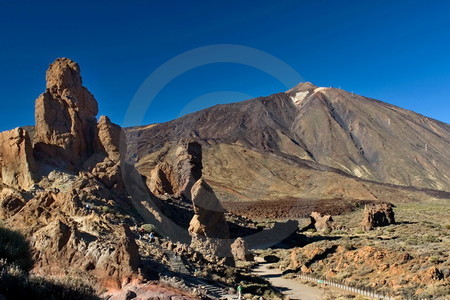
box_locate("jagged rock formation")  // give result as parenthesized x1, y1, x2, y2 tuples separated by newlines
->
(2, 179, 141, 289)
(34, 58, 98, 170)
(0, 128, 36, 190)
(0, 188, 28, 219)
(362, 203, 395, 230)
(306, 211, 334, 233)
(0, 58, 142, 290)
(140, 140, 202, 200)
(231, 237, 254, 261)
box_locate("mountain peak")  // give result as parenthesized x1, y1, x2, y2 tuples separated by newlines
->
(286, 82, 318, 93)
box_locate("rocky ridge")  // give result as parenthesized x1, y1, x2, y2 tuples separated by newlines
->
(0, 58, 144, 290)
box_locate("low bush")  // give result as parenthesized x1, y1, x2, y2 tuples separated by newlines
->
(0, 265, 99, 300)
(100, 206, 114, 214)
(0, 224, 99, 300)
(428, 256, 441, 264)
(140, 224, 156, 233)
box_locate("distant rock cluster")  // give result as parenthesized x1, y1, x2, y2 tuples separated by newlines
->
(306, 211, 335, 233)
(361, 202, 396, 231)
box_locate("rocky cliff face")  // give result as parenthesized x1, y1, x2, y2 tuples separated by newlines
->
(7, 188, 140, 289)
(0, 58, 143, 291)
(0, 128, 36, 190)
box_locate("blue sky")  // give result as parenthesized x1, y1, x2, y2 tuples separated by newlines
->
(0, 0, 449, 131)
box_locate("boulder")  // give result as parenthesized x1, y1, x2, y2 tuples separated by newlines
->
(0, 127, 36, 189)
(362, 202, 395, 230)
(95, 115, 123, 163)
(188, 179, 229, 239)
(90, 157, 124, 189)
(307, 212, 334, 233)
(231, 237, 254, 261)
(423, 266, 444, 281)
(8, 189, 141, 290)
(34, 58, 98, 170)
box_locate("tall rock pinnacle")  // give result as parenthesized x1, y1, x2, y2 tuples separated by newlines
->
(34, 58, 99, 169)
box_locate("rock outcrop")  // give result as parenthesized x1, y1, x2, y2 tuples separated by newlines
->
(188, 179, 233, 262)
(188, 179, 229, 239)
(306, 211, 334, 233)
(0, 58, 144, 291)
(231, 237, 254, 261)
(34, 58, 98, 170)
(0, 128, 36, 190)
(6, 188, 140, 290)
(0, 188, 27, 219)
(95, 115, 123, 163)
(147, 141, 202, 200)
(362, 203, 395, 230)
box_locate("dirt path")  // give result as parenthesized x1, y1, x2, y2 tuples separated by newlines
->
(252, 262, 324, 300)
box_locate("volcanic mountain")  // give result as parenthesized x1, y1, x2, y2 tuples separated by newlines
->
(126, 82, 450, 217)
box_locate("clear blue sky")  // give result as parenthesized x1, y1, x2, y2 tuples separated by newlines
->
(0, 0, 449, 131)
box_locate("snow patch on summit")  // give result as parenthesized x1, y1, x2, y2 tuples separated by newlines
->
(290, 91, 309, 105)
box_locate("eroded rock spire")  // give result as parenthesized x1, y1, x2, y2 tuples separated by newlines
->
(34, 58, 98, 169)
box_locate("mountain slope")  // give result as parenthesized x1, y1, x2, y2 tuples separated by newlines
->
(127, 83, 450, 191)
(126, 83, 450, 212)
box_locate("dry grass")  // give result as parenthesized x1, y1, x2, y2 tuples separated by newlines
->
(270, 199, 450, 299)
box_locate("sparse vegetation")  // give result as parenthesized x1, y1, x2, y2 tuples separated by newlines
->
(140, 223, 156, 233)
(270, 200, 450, 298)
(100, 205, 114, 214)
(0, 226, 33, 271)
(0, 224, 99, 300)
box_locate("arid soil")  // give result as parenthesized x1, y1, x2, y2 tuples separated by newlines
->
(268, 200, 450, 299)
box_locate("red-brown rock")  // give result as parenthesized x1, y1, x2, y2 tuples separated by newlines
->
(95, 115, 123, 163)
(307, 211, 334, 232)
(148, 141, 202, 200)
(362, 202, 395, 230)
(0, 127, 36, 190)
(188, 179, 229, 239)
(34, 58, 98, 169)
